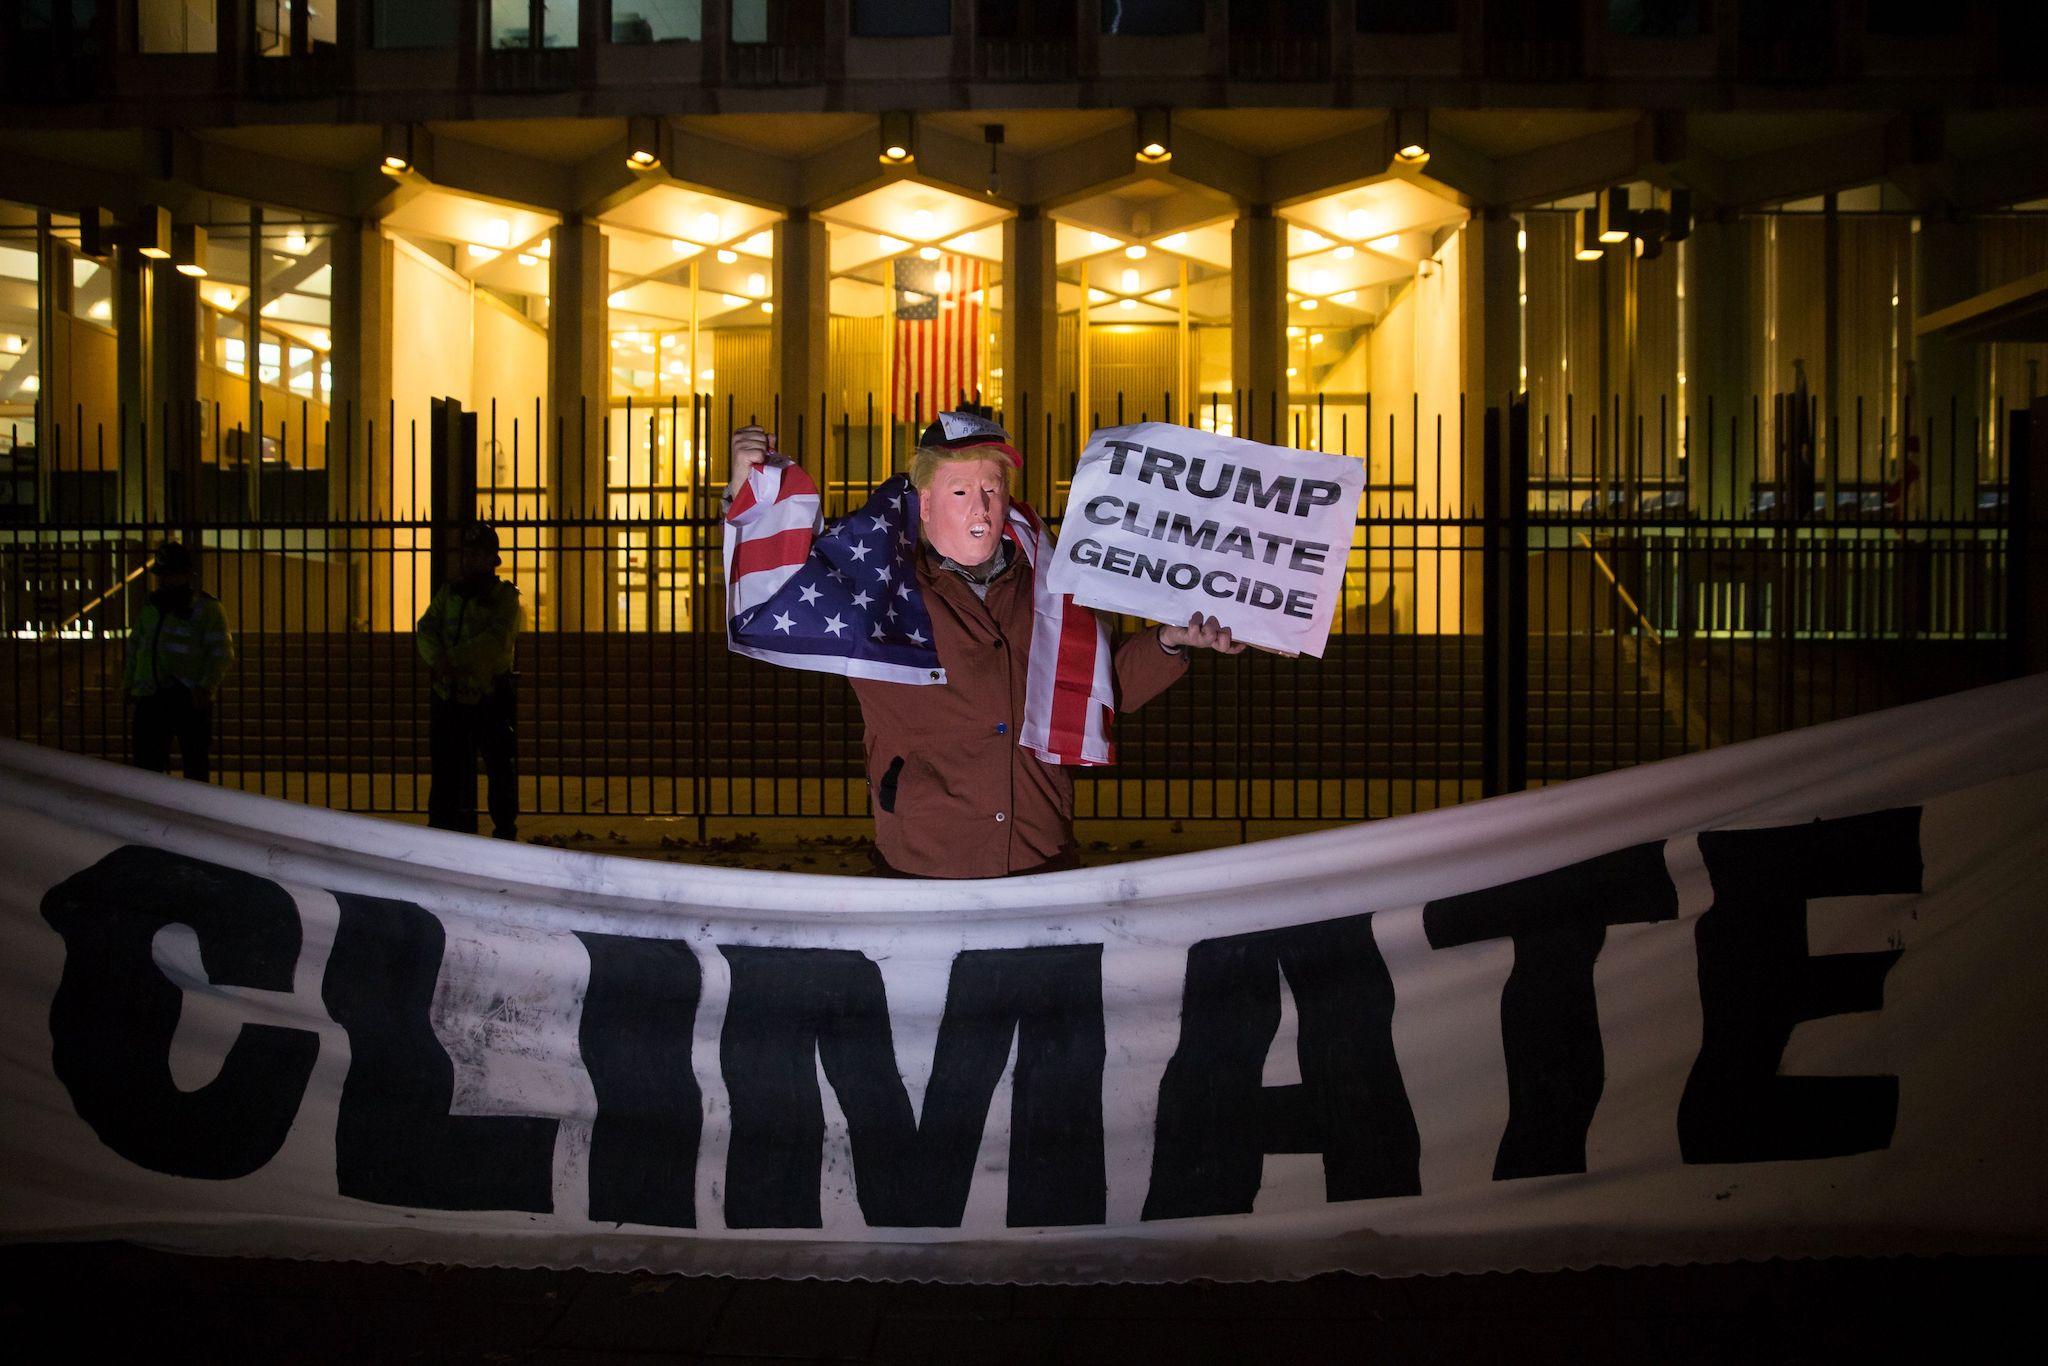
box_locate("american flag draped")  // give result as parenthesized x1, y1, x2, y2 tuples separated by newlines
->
(723, 461, 1117, 765)
(892, 254, 984, 424)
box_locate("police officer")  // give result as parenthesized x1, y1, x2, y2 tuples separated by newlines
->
(418, 521, 523, 839)
(127, 539, 234, 782)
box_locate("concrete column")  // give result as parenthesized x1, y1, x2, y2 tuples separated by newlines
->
(329, 221, 395, 518)
(548, 214, 610, 630)
(1686, 216, 1753, 519)
(1000, 207, 1057, 448)
(1230, 205, 1287, 443)
(771, 209, 829, 456)
(330, 221, 395, 629)
(1463, 213, 1522, 633)
(114, 250, 157, 524)
(1913, 214, 1977, 519)
(151, 266, 201, 529)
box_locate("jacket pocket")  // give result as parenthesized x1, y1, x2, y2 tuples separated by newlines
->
(877, 755, 905, 813)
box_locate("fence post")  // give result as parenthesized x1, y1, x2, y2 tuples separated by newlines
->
(2011, 398, 2048, 677)
(1482, 398, 1530, 797)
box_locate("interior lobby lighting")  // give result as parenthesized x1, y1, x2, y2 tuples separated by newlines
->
(1089, 232, 1114, 252)
(536, 239, 551, 258)
(1119, 298, 1137, 311)
(717, 249, 738, 264)
(517, 253, 537, 267)
(19, 375, 38, 392)
(88, 299, 112, 320)
(1309, 333, 1324, 345)
(1597, 187, 1632, 244)
(697, 212, 721, 240)
(1125, 244, 1147, 260)
(1345, 209, 1378, 239)
(1088, 288, 1109, 303)
(1335, 290, 1357, 304)
(310, 329, 330, 350)
(722, 293, 747, 306)
(1335, 245, 1355, 260)
(699, 368, 715, 381)
(1121, 268, 1140, 292)
(1310, 270, 1331, 291)
(1300, 298, 1318, 311)
(877, 234, 906, 253)
(1576, 208, 1606, 261)
(747, 272, 766, 295)
(738, 231, 773, 256)
(879, 111, 916, 166)
(934, 269, 953, 291)
(173, 223, 208, 277)
(1161, 232, 1188, 251)
(284, 229, 308, 254)
(760, 301, 773, 313)
(1286, 367, 1298, 378)
(1393, 109, 1430, 166)
(468, 244, 498, 260)
(485, 219, 511, 248)
(1135, 108, 1172, 164)
(2, 334, 24, 352)
(1288, 326, 1304, 338)
(918, 246, 940, 261)
(135, 205, 172, 259)
(911, 209, 936, 238)
(609, 291, 629, 307)
(626, 115, 661, 171)
(1146, 289, 1172, 304)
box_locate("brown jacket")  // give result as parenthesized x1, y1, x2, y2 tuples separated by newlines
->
(851, 544, 1188, 878)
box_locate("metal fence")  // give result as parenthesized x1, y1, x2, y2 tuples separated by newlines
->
(1, 388, 2033, 833)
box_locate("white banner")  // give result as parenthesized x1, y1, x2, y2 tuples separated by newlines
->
(1044, 423, 1366, 657)
(2, 677, 2046, 1284)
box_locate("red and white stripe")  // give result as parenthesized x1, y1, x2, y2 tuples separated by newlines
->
(722, 459, 823, 620)
(1008, 505, 1117, 768)
(893, 256, 983, 423)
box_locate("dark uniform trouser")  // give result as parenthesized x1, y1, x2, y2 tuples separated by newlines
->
(428, 677, 518, 839)
(133, 684, 211, 782)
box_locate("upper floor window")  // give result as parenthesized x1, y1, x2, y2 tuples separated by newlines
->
(1608, 2, 1707, 37)
(1356, 0, 1455, 34)
(140, 0, 217, 53)
(371, 0, 459, 48)
(252, 0, 336, 56)
(729, 0, 823, 45)
(491, 0, 577, 50)
(851, 0, 948, 38)
(1101, 0, 1205, 37)
(611, 0, 700, 42)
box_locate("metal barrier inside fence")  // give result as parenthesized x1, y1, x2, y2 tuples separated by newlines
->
(1, 389, 2034, 831)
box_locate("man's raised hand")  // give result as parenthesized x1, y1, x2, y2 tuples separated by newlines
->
(725, 425, 779, 502)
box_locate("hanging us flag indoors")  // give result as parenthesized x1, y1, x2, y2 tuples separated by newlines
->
(893, 254, 983, 425)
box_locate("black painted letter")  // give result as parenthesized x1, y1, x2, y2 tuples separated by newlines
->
(321, 893, 558, 1211)
(1424, 842, 1677, 1179)
(41, 846, 318, 1179)
(719, 943, 1105, 1229)
(577, 932, 703, 1227)
(1678, 809, 1919, 1164)
(1143, 913, 1419, 1220)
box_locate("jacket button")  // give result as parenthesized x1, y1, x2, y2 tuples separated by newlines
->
(994, 811, 1006, 823)
(995, 722, 1007, 734)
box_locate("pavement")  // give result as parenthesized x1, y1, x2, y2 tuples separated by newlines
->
(2, 1242, 2038, 1364)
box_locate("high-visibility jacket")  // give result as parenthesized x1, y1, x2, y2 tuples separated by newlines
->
(416, 577, 522, 704)
(125, 592, 234, 696)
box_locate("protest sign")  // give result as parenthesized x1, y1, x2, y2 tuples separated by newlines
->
(1045, 423, 1366, 657)
(4, 677, 2047, 1282)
